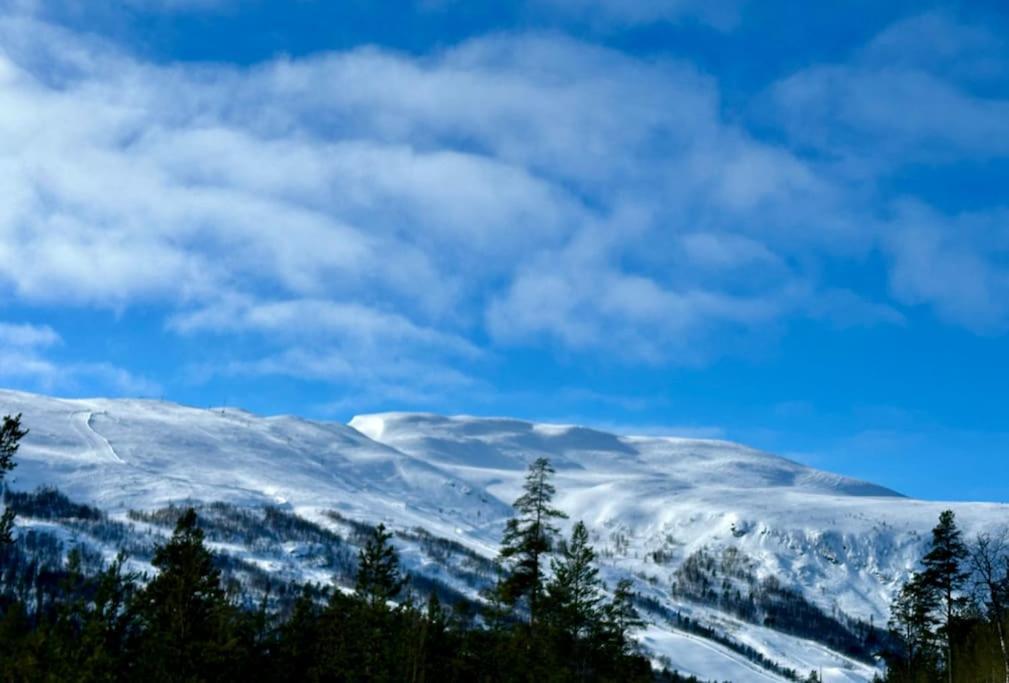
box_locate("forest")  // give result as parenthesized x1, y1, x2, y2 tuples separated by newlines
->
(0, 413, 670, 682)
(878, 509, 1009, 683)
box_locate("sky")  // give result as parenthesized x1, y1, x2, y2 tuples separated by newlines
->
(0, 0, 1008, 502)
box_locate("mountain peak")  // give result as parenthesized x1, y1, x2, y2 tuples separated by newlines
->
(3, 388, 1005, 680)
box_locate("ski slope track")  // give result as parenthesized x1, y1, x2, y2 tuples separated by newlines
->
(2, 389, 1007, 682)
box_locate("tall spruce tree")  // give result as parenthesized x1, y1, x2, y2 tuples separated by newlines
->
(137, 507, 236, 681)
(888, 572, 940, 679)
(921, 509, 969, 683)
(0, 414, 27, 545)
(498, 457, 567, 627)
(84, 551, 141, 679)
(546, 521, 603, 640)
(602, 578, 644, 656)
(355, 523, 405, 609)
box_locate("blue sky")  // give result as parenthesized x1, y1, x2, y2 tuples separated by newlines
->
(1, 0, 1008, 501)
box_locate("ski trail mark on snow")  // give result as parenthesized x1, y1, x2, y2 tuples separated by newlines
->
(70, 411, 124, 465)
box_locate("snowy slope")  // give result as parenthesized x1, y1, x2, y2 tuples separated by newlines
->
(3, 389, 1007, 682)
(349, 411, 1006, 623)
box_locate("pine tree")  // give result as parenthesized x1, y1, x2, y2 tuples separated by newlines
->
(499, 457, 567, 626)
(355, 523, 405, 609)
(85, 551, 142, 679)
(546, 521, 603, 640)
(602, 578, 644, 656)
(137, 507, 237, 681)
(0, 414, 27, 545)
(274, 588, 322, 680)
(48, 548, 141, 681)
(921, 510, 969, 683)
(888, 572, 940, 679)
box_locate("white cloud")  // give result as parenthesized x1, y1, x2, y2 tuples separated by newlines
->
(0, 320, 158, 396)
(170, 297, 484, 359)
(766, 13, 1009, 163)
(485, 223, 800, 363)
(756, 13, 1009, 335)
(0, 322, 59, 349)
(5, 0, 232, 14)
(0, 7, 1000, 395)
(0, 18, 850, 371)
(884, 202, 1009, 332)
(861, 12, 1007, 83)
(678, 232, 783, 271)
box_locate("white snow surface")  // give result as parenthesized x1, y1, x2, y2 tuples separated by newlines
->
(3, 390, 1008, 682)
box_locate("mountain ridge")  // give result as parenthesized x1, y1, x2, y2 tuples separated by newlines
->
(2, 387, 1005, 682)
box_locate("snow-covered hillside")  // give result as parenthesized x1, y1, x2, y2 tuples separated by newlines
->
(2, 389, 1006, 682)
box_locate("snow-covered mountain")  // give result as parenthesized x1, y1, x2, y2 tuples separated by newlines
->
(2, 389, 1006, 682)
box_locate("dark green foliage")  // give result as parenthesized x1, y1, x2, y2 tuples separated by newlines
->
(0, 414, 27, 545)
(0, 473, 658, 682)
(5, 486, 104, 521)
(919, 510, 968, 683)
(133, 507, 250, 681)
(354, 522, 405, 609)
(0, 414, 25, 479)
(0, 419, 658, 681)
(130, 502, 358, 582)
(887, 572, 941, 679)
(499, 457, 568, 625)
(546, 521, 603, 640)
(602, 578, 645, 656)
(493, 483, 650, 683)
(879, 510, 1007, 683)
(43, 549, 142, 682)
(130, 501, 345, 549)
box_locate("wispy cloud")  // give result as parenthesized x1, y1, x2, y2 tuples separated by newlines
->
(884, 201, 1009, 333)
(0, 7, 1004, 402)
(0, 322, 59, 349)
(0, 320, 158, 396)
(766, 12, 1009, 163)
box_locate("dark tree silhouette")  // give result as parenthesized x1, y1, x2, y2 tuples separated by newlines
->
(921, 510, 969, 683)
(498, 457, 567, 627)
(0, 414, 27, 545)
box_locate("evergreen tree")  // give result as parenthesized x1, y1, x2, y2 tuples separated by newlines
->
(0, 477, 662, 682)
(0, 414, 27, 545)
(273, 588, 322, 681)
(45, 548, 142, 681)
(546, 521, 603, 640)
(0, 417, 659, 681)
(354, 522, 405, 609)
(499, 457, 567, 626)
(602, 578, 644, 656)
(136, 507, 241, 682)
(84, 551, 142, 679)
(921, 510, 969, 683)
(887, 572, 940, 680)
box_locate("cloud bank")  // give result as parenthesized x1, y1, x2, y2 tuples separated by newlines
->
(0, 9, 1006, 401)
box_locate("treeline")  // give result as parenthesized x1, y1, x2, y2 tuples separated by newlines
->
(0, 415, 670, 682)
(671, 546, 886, 662)
(880, 509, 1009, 683)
